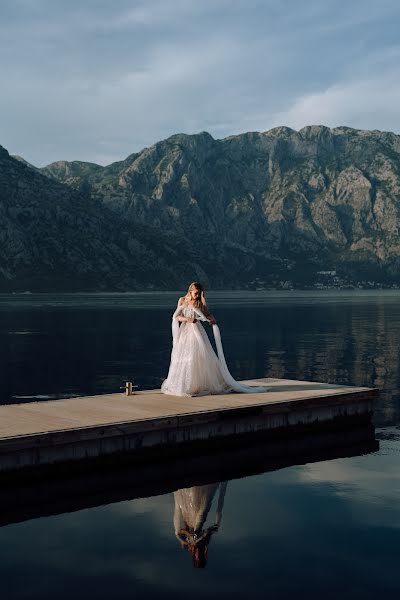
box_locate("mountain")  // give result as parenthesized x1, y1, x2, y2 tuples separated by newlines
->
(0, 145, 201, 292)
(11, 155, 39, 171)
(37, 125, 400, 288)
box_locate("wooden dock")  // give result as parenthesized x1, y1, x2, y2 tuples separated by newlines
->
(0, 378, 378, 473)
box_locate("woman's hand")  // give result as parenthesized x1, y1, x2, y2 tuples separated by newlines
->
(187, 317, 197, 324)
(208, 315, 217, 325)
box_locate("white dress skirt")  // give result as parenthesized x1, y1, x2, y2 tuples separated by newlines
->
(161, 301, 270, 397)
(173, 482, 228, 537)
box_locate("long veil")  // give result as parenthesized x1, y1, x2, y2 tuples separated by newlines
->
(172, 304, 270, 394)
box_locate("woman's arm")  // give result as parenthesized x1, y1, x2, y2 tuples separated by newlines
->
(176, 315, 196, 323)
(201, 304, 217, 325)
(191, 305, 217, 325)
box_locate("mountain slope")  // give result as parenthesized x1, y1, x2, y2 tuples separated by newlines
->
(0, 145, 201, 291)
(40, 125, 400, 286)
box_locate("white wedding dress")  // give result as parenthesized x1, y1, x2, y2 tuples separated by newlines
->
(173, 482, 228, 539)
(161, 300, 270, 397)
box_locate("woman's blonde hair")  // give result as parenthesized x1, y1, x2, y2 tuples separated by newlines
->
(177, 527, 212, 569)
(186, 281, 208, 314)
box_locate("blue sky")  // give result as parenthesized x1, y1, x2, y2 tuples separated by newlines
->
(1, 0, 400, 166)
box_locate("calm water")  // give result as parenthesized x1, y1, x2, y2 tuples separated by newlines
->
(0, 291, 399, 599)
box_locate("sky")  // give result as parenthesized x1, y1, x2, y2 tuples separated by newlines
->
(1, 0, 400, 166)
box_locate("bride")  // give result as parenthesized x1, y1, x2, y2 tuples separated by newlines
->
(161, 281, 270, 397)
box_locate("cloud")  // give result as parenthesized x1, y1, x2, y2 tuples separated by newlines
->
(271, 70, 400, 134)
(268, 40, 400, 134)
(299, 435, 400, 528)
(1, 0, 400, 165)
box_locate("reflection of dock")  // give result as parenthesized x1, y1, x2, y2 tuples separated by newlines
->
(0, 378, 378, 473)
(0, 424, 378, 528)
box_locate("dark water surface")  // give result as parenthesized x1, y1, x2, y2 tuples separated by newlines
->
(0, 291, 399, 599)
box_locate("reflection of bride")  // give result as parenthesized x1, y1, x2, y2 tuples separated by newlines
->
(161, 281, 270, 397)
(173, 482, 228, 568)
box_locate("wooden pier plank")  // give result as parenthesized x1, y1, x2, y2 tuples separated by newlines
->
(0, 378, 375, 440)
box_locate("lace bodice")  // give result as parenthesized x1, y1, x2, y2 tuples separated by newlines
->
(182, 305, 196, 319)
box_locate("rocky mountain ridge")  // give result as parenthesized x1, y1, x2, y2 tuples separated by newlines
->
(4, 124, 400, 290)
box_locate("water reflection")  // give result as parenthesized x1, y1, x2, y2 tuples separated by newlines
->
(0, 423, 378, 529)
(174, 482, 227, 568)
(0, 421, 385, 599)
